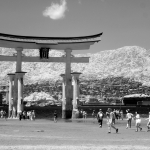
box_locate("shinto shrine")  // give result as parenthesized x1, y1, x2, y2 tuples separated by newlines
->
(0, 32, 103, 119)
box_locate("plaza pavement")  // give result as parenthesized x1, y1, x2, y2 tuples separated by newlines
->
(0, 118, 150, 150)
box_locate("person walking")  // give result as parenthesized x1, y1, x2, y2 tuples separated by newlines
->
(22, 111, 26, 120)
(19, 112, 22, 121)
(126, 110, 133, 129)
(106, 110, 110, 119)
(120, 110, 124, 120)
(112, 109, 116, 125)
(32, 110, 36, 121)
(145, 112, 150, 132)
(107, 108, 118, 133)
(30, 110, 35, 121)
(135, 111, 142, 132)
(92, 110, 96, 119)
(3, 110, 7, 120)
(83, 111, 87, 119)
(97, 109, 104, 128)
(53, 110, 58, 123)
(27, 111, 31, 120)
(0, 109, 4, 118)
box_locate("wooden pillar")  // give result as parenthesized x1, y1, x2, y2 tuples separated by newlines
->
(14, 47, 23, 117)
(16, 72, 26, 114)
(7, 73, 15, 118)
(13, 76, 18, 118)
(63, 49, 73, 119)
(71, 72, 81, 118)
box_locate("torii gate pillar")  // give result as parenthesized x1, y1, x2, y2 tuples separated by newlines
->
(63, 50, 73, 119)
(71, 72, 81, 119)
(15, 72, 26, 114)
(7, 73, 15, 118)
(60, 74, 66, 118)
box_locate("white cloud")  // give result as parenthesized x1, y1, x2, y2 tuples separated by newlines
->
(43, 0, 68, 20)
(78, 0, 81, 4)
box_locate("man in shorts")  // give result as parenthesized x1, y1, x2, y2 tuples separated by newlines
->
(135, 111, 142, 132)
(107, 108, 118, 133)
(126, 109, 133, 129)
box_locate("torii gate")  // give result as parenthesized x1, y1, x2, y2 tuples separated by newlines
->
(0, 32, 103, 119)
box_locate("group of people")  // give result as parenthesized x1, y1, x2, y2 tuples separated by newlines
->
(81, 110, 87, 119)
(126, 109, 150, 132)
(95, 108, 150, 133)
(18, 110, 36, 121)
(96, 108, 118, 133)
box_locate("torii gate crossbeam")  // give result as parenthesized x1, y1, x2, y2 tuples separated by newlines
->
(0, 55, 89, 63)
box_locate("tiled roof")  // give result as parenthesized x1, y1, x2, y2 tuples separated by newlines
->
(0, 33, 103, 44)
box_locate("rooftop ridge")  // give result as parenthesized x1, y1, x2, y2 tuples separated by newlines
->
(0, 32, 103, 40)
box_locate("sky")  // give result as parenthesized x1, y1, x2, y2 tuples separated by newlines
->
(0, 0, 150, 54)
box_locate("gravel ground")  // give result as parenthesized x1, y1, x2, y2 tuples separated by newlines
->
(0, 118, 150, 150)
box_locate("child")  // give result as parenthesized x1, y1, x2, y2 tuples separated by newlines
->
(145, 112, 150, 132)
(107, 108, 118, 133)
(135, 112, 142, 132)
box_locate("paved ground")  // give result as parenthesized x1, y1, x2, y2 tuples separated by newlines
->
(0, 117, 150, 150)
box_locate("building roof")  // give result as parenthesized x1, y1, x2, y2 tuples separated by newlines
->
(124, 94, 150, 98)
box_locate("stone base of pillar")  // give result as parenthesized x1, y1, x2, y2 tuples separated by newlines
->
(62, 110, 72, 119)
(72, 110, 79, 119)
(12, 109, 17, 118)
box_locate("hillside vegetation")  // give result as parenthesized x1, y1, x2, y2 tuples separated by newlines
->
(0, 46, 150, 85)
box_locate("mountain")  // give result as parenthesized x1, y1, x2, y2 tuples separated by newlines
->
(0, 46, 150, 86)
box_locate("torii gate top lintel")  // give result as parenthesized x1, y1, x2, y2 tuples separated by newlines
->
(0, 32, 103, 50)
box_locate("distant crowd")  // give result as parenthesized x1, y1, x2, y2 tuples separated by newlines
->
(0, 109, 37, 121)
(18, 110, 36, 121)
